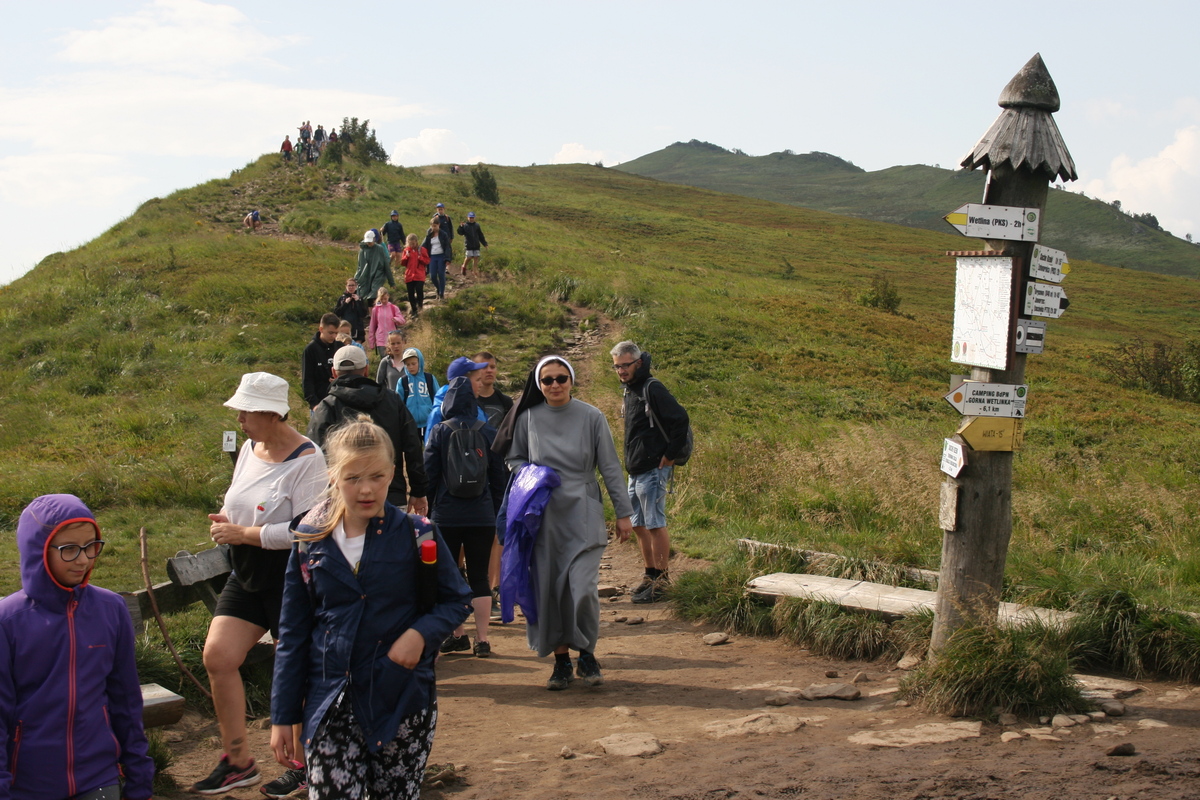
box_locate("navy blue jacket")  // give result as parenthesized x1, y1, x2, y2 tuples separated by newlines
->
(270, 504, 471, 751)
(424, 378, 508, 527)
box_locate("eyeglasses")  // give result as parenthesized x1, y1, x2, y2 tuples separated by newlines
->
(540, 375, 571, 385)
(612, 361, 638, 371)
(49, 540, 106, 562)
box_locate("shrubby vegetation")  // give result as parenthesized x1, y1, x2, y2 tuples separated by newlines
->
(1096, 337, 1200, 403)
(471, 163, 500, 204)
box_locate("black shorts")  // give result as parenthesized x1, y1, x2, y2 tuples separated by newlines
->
(213, 573, 284, 638)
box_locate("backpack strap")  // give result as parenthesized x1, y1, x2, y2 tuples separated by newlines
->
(424, 373, 435, 399)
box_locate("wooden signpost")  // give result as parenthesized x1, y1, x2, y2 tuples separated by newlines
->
(931, 53, 1077, 653)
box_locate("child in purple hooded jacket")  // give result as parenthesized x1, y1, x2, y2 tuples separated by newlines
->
(0, 494, 154, 800)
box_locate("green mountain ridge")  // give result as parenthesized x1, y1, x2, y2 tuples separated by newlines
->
(617, 140, 1200, 278)
(1, 155, 1198, 613)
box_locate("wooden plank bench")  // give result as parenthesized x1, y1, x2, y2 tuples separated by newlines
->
(747, 572, 1076, 629)
(142, 683, 185, 728)
(123, 545, 273, 664)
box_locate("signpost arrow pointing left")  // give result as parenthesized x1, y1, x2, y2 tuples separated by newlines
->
(944, 203, 1040, 242)
(944, 382, 1028, 418)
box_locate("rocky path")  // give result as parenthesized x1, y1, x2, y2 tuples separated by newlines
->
(161, 541, 1200, 800)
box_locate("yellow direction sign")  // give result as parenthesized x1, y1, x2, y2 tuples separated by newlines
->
(957, 416, 1024, 451)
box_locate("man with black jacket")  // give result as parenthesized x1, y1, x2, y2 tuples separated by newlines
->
(381, 210, 406, 268)
(611, 341, 690, 604)
(457, 211, 488, 278)
(301, 313, 342, 411)
(307, 345, 429, 515)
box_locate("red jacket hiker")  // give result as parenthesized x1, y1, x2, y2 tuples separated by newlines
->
(402, 245, 430, 283)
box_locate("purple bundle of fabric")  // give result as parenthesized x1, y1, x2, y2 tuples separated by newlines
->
(498, 463, 560, 624)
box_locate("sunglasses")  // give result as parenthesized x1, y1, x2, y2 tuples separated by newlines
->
(50, 540, 106, 562)
(540, 375, 571, 385)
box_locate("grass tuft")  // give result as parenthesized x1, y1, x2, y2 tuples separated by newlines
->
(670, 557, 777, 637)
(900, 622, 1084, 717)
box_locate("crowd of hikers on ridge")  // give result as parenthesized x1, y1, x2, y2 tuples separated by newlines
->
(0, 197, 691, 800)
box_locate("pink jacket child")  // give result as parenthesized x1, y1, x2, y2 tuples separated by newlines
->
(366, 300, 405, 350)
(0, 494, 154, 800)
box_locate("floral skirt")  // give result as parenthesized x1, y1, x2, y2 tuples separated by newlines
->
(306, 689, 437, 800)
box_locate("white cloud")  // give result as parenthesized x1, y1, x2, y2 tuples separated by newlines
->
(58, 0, 297, 75)
(1084, 125, 1200, 237)
(0, 152, 145, 207)
(391, 129, 486, 166)
(551, 142, 606, 165)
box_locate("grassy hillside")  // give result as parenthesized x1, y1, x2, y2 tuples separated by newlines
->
(617, 141, 1200, 278)
(2, 155, 1199, 616)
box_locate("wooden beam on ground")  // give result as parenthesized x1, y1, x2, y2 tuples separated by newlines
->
(736, 538, 940, 589)
(142, 683, 185, 728)
(747, 573, 1075, 629)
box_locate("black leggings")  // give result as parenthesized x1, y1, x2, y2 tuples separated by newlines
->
(406, 281, 424, 314)
(437, 525, 495, 598)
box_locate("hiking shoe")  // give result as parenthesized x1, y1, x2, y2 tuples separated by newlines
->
(490, 589, 503, 620)
(260, 767, 306, 798)
(190, 755, 260, 795)
(440, 634, 471, 654)
(631, 575, 655, 604)
(473, 640, 492, 658)
(547, 658, 574, 690)
(576, 652, 604, 687)
(633, 575, 670, 604)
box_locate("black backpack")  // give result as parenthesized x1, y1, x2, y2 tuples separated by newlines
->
(641, 377, 694, 466)
(443, 419, 489, 498)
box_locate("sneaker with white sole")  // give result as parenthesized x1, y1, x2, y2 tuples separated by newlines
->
(260, 767, 306, 798)
(190, 755, 260, 795)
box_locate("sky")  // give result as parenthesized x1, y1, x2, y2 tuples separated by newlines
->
(2, 0, 1198, 284)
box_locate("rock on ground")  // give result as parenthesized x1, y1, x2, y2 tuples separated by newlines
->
(801, 683, 861, 701)
(704, 712, 808, 738)
(596, 733, 664, 757)
(849, 721, 983, 748)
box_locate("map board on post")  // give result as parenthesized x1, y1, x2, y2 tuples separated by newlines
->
(951, 256, 1012, 370)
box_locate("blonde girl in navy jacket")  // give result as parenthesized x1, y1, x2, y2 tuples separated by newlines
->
(270, 417, 470, 800)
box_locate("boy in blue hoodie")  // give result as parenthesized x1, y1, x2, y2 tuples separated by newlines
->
(0, 494, 154, 800)
(398, 348, 439, 439)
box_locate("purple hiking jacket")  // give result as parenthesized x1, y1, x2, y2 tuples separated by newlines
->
(0, 494, 153, 800)
(498, 464, 561, 624)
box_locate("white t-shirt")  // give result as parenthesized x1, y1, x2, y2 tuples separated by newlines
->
(331, 521, 366, 574)
(430, 236, 444, 256)
(221, 439, 329, 549)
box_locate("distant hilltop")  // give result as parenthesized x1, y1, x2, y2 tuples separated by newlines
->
(617, 140, 1200, 278)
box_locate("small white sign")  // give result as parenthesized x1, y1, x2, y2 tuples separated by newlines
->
(1015, 319, 1047, 354)
(1030, 245, 1070, 283)
(222, 431, 237, 452)
(944, 381, 1028, 418)
(1024, 281, 1069, 318)
(941, 438, 967, 477)
(944, 204, 1040, 242)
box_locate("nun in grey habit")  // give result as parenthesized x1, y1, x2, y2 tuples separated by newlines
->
(502, 356, 634, 689)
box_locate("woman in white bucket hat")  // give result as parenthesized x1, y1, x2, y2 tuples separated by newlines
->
(191, 372, 329, 796)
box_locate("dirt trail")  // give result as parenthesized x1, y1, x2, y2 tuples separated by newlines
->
(162, 543, 1200, 800)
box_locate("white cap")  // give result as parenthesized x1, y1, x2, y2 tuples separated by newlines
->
(224, 372, 290, 417)
(362, 230, 376, 243)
